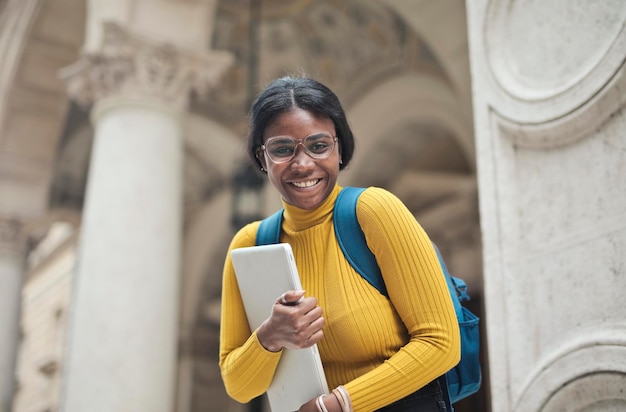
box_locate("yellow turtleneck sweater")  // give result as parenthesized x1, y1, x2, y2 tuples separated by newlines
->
(219, 185, 460, 411)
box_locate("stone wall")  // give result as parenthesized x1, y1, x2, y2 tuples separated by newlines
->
(466, 1, 626, 411)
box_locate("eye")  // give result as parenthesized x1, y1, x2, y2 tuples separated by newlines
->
(308, 141, 330, 154)
(305, 133, 334, 154)
(266, 138, 296, 158)
(271, 145, 295, 157)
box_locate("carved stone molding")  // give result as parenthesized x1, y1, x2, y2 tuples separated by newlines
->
(0, 217, 26, 256)
(483, 0, 626, 148)
(515, 325, 626, 411)
(60, 22, 233, 110)
(494, 64, 626, 149)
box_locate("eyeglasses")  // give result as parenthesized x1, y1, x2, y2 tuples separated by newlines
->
(259, 132, 337, 164)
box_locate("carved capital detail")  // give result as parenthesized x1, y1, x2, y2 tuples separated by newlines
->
(60, 22, 233, 109)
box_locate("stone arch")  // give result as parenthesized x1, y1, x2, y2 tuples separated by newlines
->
(0, 0, 86, 220)
(343, 72, 482, 290)
(344, 72, 475, 188)
(179, 114, 245, 346)
(380, 0, 474, 116)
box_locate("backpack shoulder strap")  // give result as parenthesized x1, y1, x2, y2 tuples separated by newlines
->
(334, 187, 468, 313)
(432, 243, 464, 317)
(256, 209, 284, 245)
(334, 187, 388, 297)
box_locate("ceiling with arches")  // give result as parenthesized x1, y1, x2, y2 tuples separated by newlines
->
(46, 0, 473, 227)
(196, 0, 450, 127)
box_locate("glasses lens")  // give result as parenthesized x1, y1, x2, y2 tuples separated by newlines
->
(265, 137, 296, 161)
(304, 133, 335, 158)
(263, 133, 336, 163)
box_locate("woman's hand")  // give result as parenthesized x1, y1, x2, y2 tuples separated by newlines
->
(296, 397, 320, 412)
(256, 290, 325, 352)
(297, 393, 343, 412)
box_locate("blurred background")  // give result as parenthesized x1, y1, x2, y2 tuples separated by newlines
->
(1, 0, 624, 411)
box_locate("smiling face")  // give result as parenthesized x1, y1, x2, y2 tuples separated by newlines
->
(258, 108, 341, 210)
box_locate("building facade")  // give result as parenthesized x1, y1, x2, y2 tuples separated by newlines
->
(0, 0, 623, 411)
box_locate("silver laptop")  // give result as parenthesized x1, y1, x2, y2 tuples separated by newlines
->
(230, 243, 329, 412)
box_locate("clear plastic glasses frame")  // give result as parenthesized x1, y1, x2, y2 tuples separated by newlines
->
(259, 132, 337, 164)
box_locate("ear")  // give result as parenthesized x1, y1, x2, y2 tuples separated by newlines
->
(256, 148, 268, 172)
(337, 140, 343, 163)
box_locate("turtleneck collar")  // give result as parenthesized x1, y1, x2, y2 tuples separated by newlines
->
(281, 184, 342, 232)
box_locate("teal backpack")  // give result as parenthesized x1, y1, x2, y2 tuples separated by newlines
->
(256, 186, 481, 409)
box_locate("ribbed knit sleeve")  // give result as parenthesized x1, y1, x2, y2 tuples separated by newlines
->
(219, 221, 283, 403)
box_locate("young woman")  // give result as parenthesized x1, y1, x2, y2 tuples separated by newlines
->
(219, 76, 460, 412)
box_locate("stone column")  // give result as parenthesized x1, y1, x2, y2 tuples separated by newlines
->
(59, 23, 231, 412)
(466, 1, 626, 411)
(0, 219, 26, 412)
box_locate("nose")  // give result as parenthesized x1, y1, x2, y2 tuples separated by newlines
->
(290, 144, 315, 171)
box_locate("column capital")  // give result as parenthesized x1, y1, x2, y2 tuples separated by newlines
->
(60, 22, 233, 110)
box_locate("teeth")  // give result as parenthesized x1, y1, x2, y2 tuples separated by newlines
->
(292, 180, 319, 188)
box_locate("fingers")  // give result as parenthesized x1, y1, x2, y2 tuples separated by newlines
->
(289, 322, 325, 348)
(286, 304, 325, 348)
(301, 317, 325, 347)
(266, 292, 325, 349)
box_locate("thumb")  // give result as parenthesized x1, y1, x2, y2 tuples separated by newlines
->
(278, 290, 306, 306)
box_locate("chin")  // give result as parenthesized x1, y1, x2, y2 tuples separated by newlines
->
(294, 192, 329, 210)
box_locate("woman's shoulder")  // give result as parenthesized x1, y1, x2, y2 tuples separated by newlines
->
(353, 186, 415, 227)
(356, 186, 405, 210)
(229, 220, 263, 250)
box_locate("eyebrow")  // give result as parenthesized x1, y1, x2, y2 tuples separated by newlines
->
(266, 135, 296, 141)
(266, 132, 331, 140)
(305, 132, 330, 140)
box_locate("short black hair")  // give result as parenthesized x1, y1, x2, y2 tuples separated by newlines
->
(246, 76, 355, 171)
